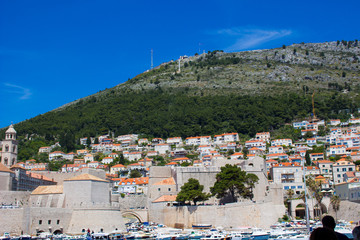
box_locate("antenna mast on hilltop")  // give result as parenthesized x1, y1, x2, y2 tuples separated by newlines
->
(151, 49, 154, 70)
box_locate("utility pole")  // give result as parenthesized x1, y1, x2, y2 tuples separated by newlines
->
(302, 159, 310, 234)
(151, 49, 153, 70)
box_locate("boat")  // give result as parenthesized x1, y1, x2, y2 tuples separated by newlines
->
(91, 232, 109, 240)
(335, 226, 353, 239)
(275, 234, 309, 240)
(200, 233, 231, 240)
(19, 235, 31, 240)
(249, 228, 270, 240)
(192, 225, 212, 230)
(0, 233, 11, 240)
(229, 232, 251, 240)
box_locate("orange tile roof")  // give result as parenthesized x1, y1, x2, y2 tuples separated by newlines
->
(317, 160, 333, 164)
(117, 177, 149, 185)
(166, 162, 180, 165)
(50, 151, 64, 154)
(152, 195, 177, 203)
(306, 166, 319, 170)
(10, 164, 26, 170)
(329, 145, 346, 148)
(256, 132, 270, 135)
(273, 162, 301, 167)
(153, 177, 176, 185)
(249, 147, 262, 151)
(27, 172, 54, 182)
(0, 163, 14, 173)
(111, 164, 126, 168)
(31, 185, 63, 195)
(231, 152, 243, 156)
(173, 157, 190, 161)
(267, 153, 288, 157)
(266, 159, 278, 163)
(64, 173, 108, 182)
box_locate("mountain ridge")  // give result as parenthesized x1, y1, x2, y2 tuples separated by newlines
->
(54, 40, 360, 111)
(3, 40, 360, 144)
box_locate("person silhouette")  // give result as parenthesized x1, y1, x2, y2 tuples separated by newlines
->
(353, 226, 360, 240)
(322, 215, 350, 240)
(310, 227, 337, 240)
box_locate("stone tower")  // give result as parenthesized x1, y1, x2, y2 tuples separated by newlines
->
(1, 124, 18, 167)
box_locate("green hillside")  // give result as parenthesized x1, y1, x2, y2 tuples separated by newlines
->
(2, 41, 360, 157)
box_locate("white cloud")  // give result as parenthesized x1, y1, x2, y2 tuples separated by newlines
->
(216, 27, 292, 51)
(4, 83, 32, 100)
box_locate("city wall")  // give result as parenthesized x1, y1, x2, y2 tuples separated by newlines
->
(149, 201, 285, 229)
(0, 208, 26, 235)
(32, 168, 106, 184)
(66, 209, 125, 234)
(327, 200, 360, 222)
(117, 194, 148, 210)
(0, 191, 30, 206)
(0, 207, 125, 235)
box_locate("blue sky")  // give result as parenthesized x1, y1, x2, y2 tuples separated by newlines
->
(1, 0, 359, 129)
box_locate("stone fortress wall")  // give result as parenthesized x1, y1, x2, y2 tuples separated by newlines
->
(0, 191, 30, 206)
(150, 201, 286, 229)
(31, 168, 106, 185)
(0, 157, 301, 235)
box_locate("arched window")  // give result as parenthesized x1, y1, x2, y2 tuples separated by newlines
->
(4, 158, 8, 165)
(12, 158, 16, 165)
(5, 145, 9, 152)
(13, 146, 16, 152)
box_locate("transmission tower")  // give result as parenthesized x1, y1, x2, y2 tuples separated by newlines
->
(151, 49, 153, 70)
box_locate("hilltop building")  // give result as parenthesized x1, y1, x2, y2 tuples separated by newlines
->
(0, 124, 18, 167)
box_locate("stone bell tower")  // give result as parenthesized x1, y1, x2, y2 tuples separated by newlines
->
(1, 124, 18, 167)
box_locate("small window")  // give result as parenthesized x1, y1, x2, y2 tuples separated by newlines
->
(48, 220, 51, 224)
(168, 188, 171, 191)
(158, 188, 160, 191)
(39, 220, 42, 225)
(57, 220, 60, 225)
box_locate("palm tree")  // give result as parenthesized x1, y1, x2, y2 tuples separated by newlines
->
(286, 189, 295, 199)
(306, 178, 324, 219)
(330, 195, 341, 221)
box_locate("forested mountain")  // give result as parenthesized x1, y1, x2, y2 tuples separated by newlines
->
(2, 41, 360, 148)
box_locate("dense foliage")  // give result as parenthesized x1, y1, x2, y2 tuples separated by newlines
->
(8, 90, 360, 148)
(210, 164, 259, 202)
(176, 178, 211, 205)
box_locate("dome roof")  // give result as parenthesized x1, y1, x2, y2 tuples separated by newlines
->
(5, 124, 16, 134)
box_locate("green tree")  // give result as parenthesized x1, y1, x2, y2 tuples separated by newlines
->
(242, 147, 249, 159)
(48, 159, 71, 171)
(306, 177, 324, 220)
(129, 169, 142, 178)
(286, 189, 295, 199)
(330, 195, 341, 221)
(86, 137, 92, 146)
(305, 151, 311, 166)
(210, 164, 259, 203)
(176, 178, 210, 205)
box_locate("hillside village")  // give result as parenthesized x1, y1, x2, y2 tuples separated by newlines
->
(4, 116, 360, 203)
(2, 115, 360, 234)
